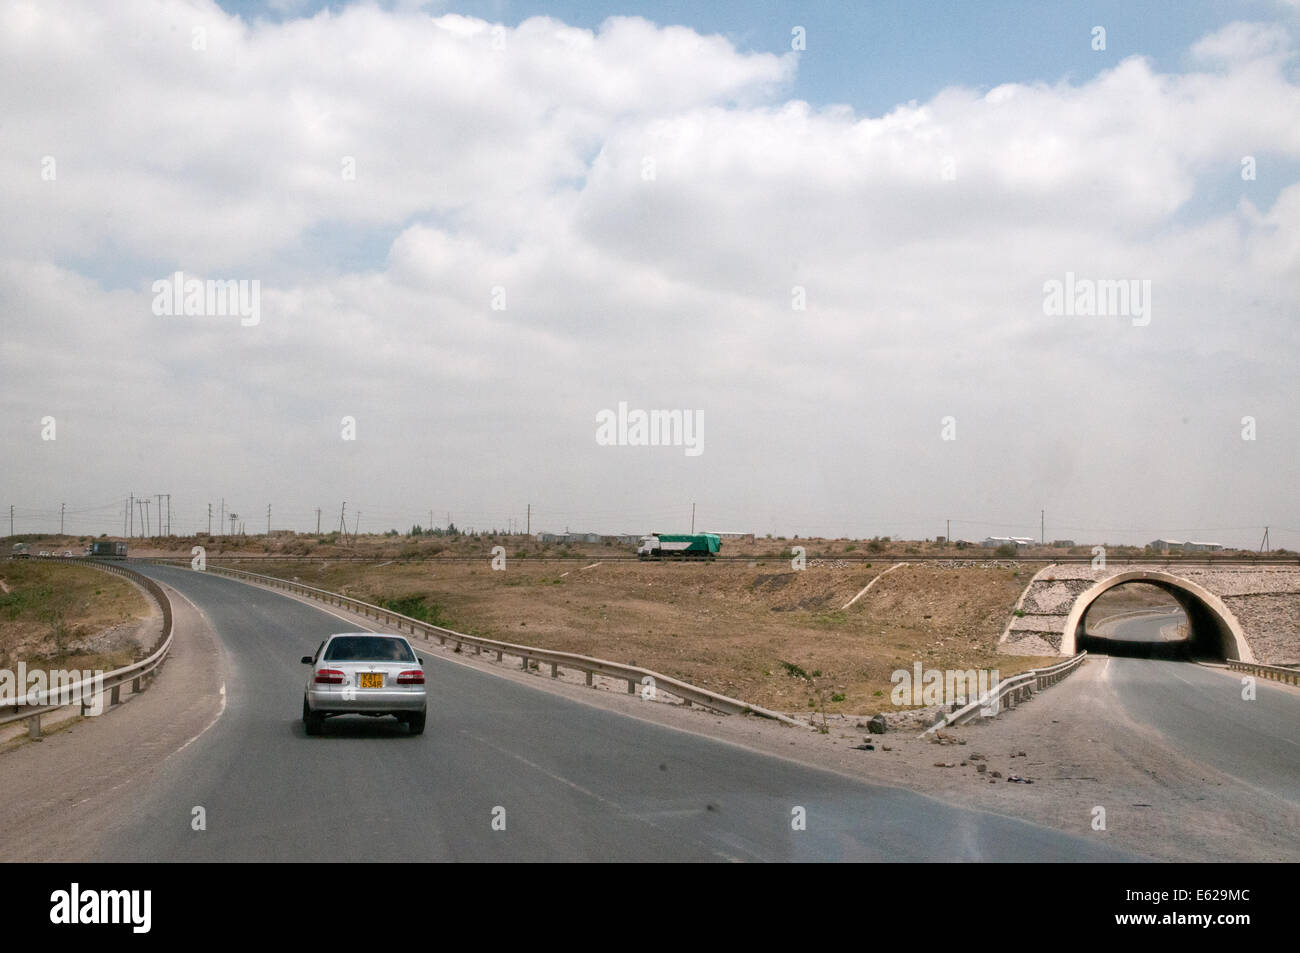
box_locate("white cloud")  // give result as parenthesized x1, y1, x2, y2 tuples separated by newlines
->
(1190, 20, 1293, 63)
(2, 2, 1299, 542)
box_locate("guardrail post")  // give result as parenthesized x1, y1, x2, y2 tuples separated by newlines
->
(626, 677, 636, 694)
(27, 714, 40, 739)
(550, 662, 558, 678)
(496, 650, 503, 661)
(521, 655, 529, 671)
(133, 676, 142, 693)
(110, 685, 120, 706)
(585, 671, 593, 687)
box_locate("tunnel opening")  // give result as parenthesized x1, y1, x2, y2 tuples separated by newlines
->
(1076, 582, 1195, 660)
(1062, 571, 1252, 662)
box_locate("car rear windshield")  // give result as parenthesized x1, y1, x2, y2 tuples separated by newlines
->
(324, 636, 416, 662)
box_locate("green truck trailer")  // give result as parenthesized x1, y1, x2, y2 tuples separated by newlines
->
(637, 533, 721, 560)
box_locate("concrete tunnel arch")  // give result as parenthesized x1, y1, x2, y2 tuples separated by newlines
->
(1060, 570, 1255, 662)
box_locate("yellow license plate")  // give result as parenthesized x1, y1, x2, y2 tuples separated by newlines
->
(359, 673, 383, 689)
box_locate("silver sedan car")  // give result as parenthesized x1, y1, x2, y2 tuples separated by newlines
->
(301, 632, 427, 735)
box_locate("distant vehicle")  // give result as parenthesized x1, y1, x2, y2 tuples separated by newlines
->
(88, 541, 128, 559)
(38, 551, 50, 558)
(62, 551, 73, 558)
(10, 543, 29, 559)
(301, 633, 426, 736)
(637, 533, 722, 560)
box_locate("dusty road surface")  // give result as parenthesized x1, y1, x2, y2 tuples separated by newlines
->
(2, 563, 1136, 862)
(6, 562, 1295, 862)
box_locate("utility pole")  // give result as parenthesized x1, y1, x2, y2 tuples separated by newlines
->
(208, 503, 212, 536)
(220, 498, 225, 538)
(165, 495, 171, 536)
(526, 503, 530, 536)
(60, 502, 65, 535)
(691, 502, 696, 534)
(1260, 526, 1270, 553)
(129, 493, 134, 537)
(9, 504, 13, 537)
(1041, 509, 1045, 545)
(354, 511, 360, 539)
(316, 508, 321, 534)
(267, 503, 271, 535)
(339, 502, 347, 538)
(946, 519, 950, 546)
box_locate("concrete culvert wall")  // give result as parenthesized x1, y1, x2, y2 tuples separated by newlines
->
(1062, 571, 1253, 661)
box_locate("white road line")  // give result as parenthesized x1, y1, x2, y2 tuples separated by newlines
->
(172, 683, 226, 757)
(155, 582, 230, 761)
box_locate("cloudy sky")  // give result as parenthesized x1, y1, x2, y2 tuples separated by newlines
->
(3, 0, 1299, 547)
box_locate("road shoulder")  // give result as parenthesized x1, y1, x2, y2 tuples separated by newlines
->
(0, 581, 227, 861)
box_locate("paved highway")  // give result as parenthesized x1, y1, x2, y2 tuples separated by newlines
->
(1081, 610, 1299, 805)
(89, 564, 1136, 862)
(1100, 656, 1300, 807)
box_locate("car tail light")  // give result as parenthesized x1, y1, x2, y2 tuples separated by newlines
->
(314, 669, 345, 684)
(396, 670, 424, 685)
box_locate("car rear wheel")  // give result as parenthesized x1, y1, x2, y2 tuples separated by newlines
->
(407, 711, 426, 735)
(303, 698, 323, 736)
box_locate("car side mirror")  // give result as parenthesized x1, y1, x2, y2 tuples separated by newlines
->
(300, 656, 313, 664)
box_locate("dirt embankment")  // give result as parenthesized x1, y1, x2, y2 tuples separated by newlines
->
(0, 561, 156, 673)
(226, 558, 1053, 714)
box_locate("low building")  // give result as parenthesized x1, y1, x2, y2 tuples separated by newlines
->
(983, 536, 1036, 549)
(1148, 538, 1224, 553)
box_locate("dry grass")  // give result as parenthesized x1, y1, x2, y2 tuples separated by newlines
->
(17, 528, 1268, 565)
(227, 557, 1053, 714)
(0, 561, 150, 671)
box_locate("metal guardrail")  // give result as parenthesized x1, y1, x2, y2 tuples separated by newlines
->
(1227, 660, 1300, 686)
(145, 559, 808, 728)
(921, 652, 1089, 735)
(0, 559, 173, 739)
